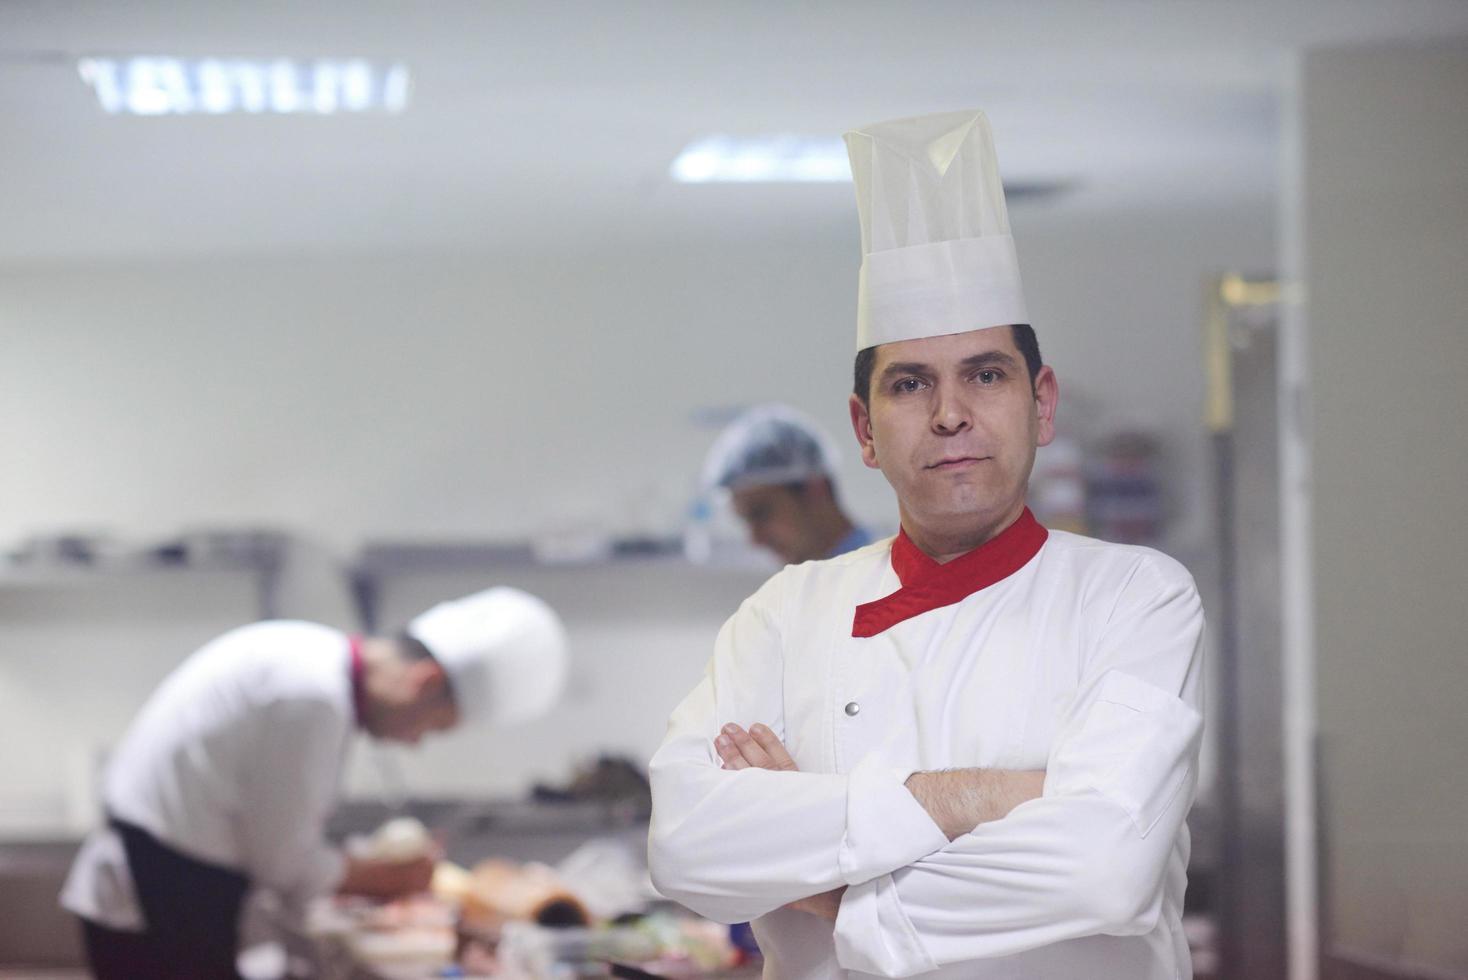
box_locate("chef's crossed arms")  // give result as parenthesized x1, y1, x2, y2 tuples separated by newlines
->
(713, 720, 1046, 921)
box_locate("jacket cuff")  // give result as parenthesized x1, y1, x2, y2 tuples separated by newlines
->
(833, 873, 938, 977)
(837, 756, 948, 885)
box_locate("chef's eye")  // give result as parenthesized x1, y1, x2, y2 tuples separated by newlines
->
(974, 369, 1002, 385)
(893, 377, 926, 393)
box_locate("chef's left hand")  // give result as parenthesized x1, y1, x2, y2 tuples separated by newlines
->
(785, 887, 845, 921)
(715, 723, 798, 771)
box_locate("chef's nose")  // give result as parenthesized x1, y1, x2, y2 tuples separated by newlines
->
(931, 384, 971, 434)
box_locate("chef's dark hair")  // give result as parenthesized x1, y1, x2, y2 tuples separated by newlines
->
(395, 632, 437, 663)
(853, 324, 1042, 407)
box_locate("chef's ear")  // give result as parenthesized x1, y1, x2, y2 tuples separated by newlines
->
(1034, 365, 1059, 447)
(849, 393, 880, 469)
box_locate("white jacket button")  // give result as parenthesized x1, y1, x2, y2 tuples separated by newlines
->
(844, 701, 860, 717)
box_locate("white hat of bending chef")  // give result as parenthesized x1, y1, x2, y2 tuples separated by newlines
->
(407, 587, 568, 728)
(843, 108, 1028, 350)
(701, 403, 841, 494)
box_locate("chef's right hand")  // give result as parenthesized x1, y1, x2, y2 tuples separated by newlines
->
(338, 853, 437, 900)
(715, 723, 798, 771)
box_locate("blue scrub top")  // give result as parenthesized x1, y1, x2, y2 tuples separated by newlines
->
(829, 525, 877, 557)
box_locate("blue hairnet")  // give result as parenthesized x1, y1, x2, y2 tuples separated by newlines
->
(701, 404, 841, 493)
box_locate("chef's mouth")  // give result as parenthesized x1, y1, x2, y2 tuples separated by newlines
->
(925, 456, 990, 470)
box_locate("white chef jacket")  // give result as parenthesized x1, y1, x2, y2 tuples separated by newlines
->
(648, 525, 1204, 979)
(61, 621, 356, 929)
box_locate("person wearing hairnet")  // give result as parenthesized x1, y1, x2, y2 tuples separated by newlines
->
(703, 404, 874, 565)
(649, 110, 1204, 978)
(61, 587, 567, 980)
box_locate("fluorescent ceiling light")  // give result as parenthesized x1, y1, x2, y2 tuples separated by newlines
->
(76, 57, 411, 116)
(671, 134, 1074, 204)
(671, 136, 851, 183)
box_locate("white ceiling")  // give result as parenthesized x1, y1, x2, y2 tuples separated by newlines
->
(2, 0, 1466, 261)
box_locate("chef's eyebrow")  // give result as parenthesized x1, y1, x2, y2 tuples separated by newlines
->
(959, 350, 1020, 372)
(878, 349, 1019, 383)
(878, 360, 933, 383)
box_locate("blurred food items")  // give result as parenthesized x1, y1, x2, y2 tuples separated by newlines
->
(461, 858, 591, 931)
(431, 860, 474, 906)
(348, 816, 436, 863)
(295, 836, 748, 978)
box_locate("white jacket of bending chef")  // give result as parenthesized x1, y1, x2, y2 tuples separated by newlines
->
(62, 621, 356, 929)
(648, 529, 1205, 979)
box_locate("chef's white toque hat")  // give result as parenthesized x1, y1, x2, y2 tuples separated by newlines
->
(408, 587, 568, 728)
(843, 109, 1028, 350)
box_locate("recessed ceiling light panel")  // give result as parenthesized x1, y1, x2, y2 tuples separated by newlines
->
(671, 136, 851, 183)
(76, 57, 411, 116)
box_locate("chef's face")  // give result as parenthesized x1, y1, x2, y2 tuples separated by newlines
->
(731, 482, 826, 564)
(383, 693, 458, 747)
(367, 662, 460, 746)
(849, 325, 1056, 546)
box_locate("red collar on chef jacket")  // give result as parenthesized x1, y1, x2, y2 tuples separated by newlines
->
(851, 507, 1049, 638)
(348, 635, 368, 728)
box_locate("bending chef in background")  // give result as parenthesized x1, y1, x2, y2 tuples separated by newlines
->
(62, 586, 567, 980)
(702, 404, 874, 565)
(649, 110, 1205, 978)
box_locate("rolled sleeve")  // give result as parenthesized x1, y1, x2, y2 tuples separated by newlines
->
(839, 756, 948, 885)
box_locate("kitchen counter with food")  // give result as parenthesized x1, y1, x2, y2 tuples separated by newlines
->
(277, 817, 761, 980)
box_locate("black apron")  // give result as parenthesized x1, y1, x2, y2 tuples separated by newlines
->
(79, 817, 250, 980)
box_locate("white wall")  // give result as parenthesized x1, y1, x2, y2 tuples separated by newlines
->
(0, 236, 881, 551)
(1299, 42, 1468, 975)
(0, 199, 1273, 831)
